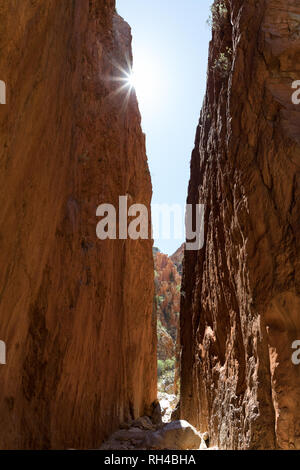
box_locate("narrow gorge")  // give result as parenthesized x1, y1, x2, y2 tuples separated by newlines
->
(0, 0, 299, 452)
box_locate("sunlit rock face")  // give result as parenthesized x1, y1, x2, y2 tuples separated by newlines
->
(180, 0, 300, 450)
(170, 243, 184, 276)
(0, 0, 156, 449)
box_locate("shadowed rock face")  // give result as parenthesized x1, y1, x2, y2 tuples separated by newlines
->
(180, 0, 300, 450)
(0, 0, 156, 449)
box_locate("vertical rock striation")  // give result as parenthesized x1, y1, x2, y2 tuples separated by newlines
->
(0, 0, 156, 449)
(180, 0, 300, 449)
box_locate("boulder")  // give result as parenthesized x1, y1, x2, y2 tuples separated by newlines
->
(145, 420, 201, 450)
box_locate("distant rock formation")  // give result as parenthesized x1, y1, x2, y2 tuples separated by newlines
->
(170, 243, 185, 276)
(180, 0, 300, 450)
(154, 249, 181, 341)
(154, 248, 182, 394)
(0, 0, 156, 449)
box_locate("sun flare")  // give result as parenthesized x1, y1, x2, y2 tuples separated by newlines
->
(124, 62, 159, 107)
(113, 53, 162, 111)
(125, 71, 136, 89)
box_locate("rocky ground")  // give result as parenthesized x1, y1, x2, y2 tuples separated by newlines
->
(100, 417, 210, 451)
(100, 393, 214, 450)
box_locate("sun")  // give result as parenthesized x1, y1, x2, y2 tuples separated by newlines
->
(112, 53, 162, 111)
(124, 62, 158, 107)
(120, 68, 138, 93)
(125, 71, 136, 89)
(125, 68, 147, 97)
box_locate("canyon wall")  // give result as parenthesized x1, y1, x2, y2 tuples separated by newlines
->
(180, 0, 300, 449)
(170, 243, 184, 276)
(0, 0, 156, 449)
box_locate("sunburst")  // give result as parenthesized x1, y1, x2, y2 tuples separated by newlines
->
(109, 51, 160, 113)
(108, 55, 136, 111)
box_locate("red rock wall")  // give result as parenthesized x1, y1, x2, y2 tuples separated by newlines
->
(0, 0, 156, 449)
(180, 0, 300, 450)
(170, 243, 184, 276)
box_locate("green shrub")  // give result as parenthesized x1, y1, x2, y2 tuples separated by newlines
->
(157, 360, 165, 377)
(212, 48, 232, 76)
(207, 1, 228, 30)
(157, 357, 176, 378)
(165, 358, 175, 370)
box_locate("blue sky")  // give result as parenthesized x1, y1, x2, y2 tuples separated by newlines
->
(116, 0, 212, 255)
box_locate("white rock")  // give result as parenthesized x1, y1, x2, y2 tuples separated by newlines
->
(145, 420, 202, 450)
(159, 399, 170, 415)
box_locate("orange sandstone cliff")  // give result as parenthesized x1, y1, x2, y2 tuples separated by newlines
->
(0, 0, 156, 449)
(180, 0, 300, 450)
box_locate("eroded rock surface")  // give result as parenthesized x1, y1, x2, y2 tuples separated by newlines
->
(101, 418, 206, 450)
(0, 0, 156, 449)
(180, 0, 300, 450)
(170, 243, 184, 276)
